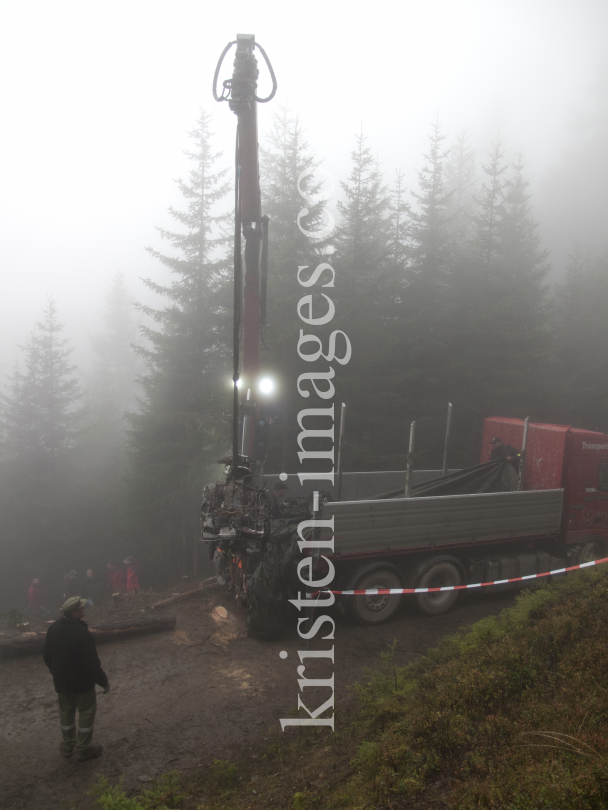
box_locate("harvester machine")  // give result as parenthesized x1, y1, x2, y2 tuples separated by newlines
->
(200, 35, 277, 601)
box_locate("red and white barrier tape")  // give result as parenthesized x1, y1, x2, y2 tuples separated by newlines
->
(315, 556, 608, 596)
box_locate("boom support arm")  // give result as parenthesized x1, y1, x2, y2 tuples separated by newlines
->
(214, 34, 276, 475)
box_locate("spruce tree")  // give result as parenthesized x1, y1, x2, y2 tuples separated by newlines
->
(331, 131, 393, 469)
(583, 253, 608, 431)
(440, 139, 510, 463)
(387, 170, 412, 290)
(333, 132, 391, 295)
(89, 272, 141, 419)
(0, 299, 81, 604)
(407, 119, 454, 305)
(259, 107, 328, 473)
(2, 298, 81, 471)
(126, 110, 231, 575)
(551, 242, 591, 425)
(71, 275, 142, 563)
(83, 273, 140, 466)
(444, 130, 477, 246)
(492, 150, 550, 408)
(472, 139, 508, 276)
(445, 147, 550, 463)
(551, 245, 608, 431)
(388, 120, 455, 467)
(1, 345, 38, 463)
(446, 139, 509, 430)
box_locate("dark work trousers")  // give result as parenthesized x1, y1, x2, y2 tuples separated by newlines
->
(57, 688, 97, 752)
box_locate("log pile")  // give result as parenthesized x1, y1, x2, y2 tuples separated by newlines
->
(0, 613, 176, 657)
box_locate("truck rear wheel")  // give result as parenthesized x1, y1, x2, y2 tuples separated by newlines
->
(348, 566, 403, 626)
(415, 561, 462, 616)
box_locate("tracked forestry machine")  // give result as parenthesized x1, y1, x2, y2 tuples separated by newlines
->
(200, 35, 278, 601)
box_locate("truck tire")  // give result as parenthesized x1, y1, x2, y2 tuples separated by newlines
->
(577, 539, 606, 565)
(414, 560, 462, 616)
(347, 565, 403, 626)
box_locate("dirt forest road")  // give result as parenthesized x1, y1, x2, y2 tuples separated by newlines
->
(0, 582, 520, 810)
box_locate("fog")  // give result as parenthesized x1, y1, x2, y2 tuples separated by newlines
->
(0, 0, 606, 370)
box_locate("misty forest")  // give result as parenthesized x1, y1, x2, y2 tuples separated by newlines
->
(1, 107, 606, 610)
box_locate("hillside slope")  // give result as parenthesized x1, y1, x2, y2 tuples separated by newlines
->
(183, 564, 608, 810)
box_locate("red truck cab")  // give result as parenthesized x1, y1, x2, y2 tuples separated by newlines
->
(482, 417, 608, 549)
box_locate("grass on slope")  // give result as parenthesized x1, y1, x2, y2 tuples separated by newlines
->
(93, 565, 608, 809)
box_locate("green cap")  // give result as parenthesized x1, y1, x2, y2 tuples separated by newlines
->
(61, 596, 87, 614)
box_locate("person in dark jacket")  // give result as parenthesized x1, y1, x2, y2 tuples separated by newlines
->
(43, 596, 110, 761)
(81, 568, 101, 606)
(62, 570, 80, 600)
(489, 437, 520, 464)
(270, 481, 289, 518)
(490, 436, 521, 491)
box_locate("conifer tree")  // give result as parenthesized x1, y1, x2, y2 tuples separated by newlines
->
(259, 107, 328, 473)
(70, 275, 142, 562)
(89, 272, 141, 419)
(441, 139, 510, 460)
(0, 299, 81, 602)
(36, 300, 81, 457)
(551, 243, 591, 425)
(387, 170, 412, 286)
(1, 346, 38, 463)
(126, 110, 231, 573)
(473, 139, 508, 276)
(492, 151, 550, 407)
(333, 131, 391, 298)
(407, 119, 454, 306)
(499, 151, 549, 293)
(444, 130, 477, 246)
(583, 253, 608, 431)
(331, 131, 393, 469)
(83, 273, 141, 465)
(445, 147, 550, 462)
(2, 298, 81, 470)
(387, 120, 455, 466)
(551, 245, 608, 431)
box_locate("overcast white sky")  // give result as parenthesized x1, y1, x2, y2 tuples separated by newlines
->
(1, 0, 606, 373)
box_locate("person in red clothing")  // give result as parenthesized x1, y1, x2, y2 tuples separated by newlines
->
(123, 556, 140, 594)
(106, 563, 126, 593)
(28, 578, 50, 617)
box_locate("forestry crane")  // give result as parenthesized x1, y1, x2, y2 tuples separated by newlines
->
(200, 35, 277, 599)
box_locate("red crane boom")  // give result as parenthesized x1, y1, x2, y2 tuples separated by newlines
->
(213, 33, 276, 474)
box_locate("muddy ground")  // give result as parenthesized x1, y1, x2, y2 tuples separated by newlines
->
(0, 581, 520, 810)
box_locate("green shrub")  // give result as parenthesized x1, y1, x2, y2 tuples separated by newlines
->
(91, 773, 183, 809)
(346, 568, 608, 808)
(207, 758, 238, 791)
(292, 790, 309, 809)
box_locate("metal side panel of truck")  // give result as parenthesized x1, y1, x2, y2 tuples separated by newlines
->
(320, 488, 565, 558)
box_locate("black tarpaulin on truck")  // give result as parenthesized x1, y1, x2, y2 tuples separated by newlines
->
(246, 497, 311, 641)
(369, 458, 517, 500)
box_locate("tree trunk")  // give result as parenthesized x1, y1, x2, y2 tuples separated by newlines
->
(0, 614, 176, 657)
(150, 586, 203, 610)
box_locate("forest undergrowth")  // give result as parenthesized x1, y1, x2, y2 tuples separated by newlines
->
(89, 563, 608, 809)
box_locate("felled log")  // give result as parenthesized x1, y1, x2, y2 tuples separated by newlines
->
(0, 613, 176, 657)
(90, 613, 176, 642)
(150, 586, 203, 610)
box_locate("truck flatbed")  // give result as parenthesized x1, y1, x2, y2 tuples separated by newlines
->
(321, 488, 564, 558)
